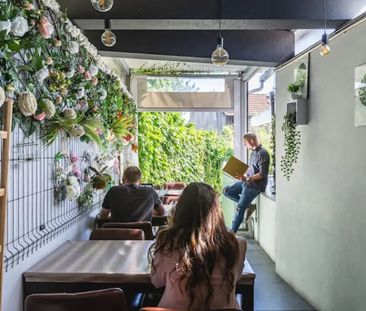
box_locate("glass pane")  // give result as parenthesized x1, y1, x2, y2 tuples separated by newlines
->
(147, 77, 225, 92)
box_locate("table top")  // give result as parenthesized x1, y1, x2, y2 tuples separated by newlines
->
(23, 240, 255, 284)
(165, 189, 183, 196)
(156, 189, 183, 197)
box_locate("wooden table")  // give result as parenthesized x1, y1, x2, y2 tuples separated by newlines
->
(23, 240, 255, 310)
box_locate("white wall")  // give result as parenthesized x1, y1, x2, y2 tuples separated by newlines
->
(254, 194, 276, 261)
(2, 209, 97, 311)
(275, 20, 366, 311)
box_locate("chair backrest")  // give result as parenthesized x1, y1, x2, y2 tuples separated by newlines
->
(140, 308, 180, 311)
(140, 308, 239, 311)
(25, 288, 127, 311)
(164, 182, 186, 190)
(102, 221, 154, 240)
(89, 228, 145, 240)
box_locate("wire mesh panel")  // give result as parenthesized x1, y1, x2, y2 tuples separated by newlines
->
(3, 126, 112, 270)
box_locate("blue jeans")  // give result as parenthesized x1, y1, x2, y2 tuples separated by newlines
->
(223, 181, 260, 233)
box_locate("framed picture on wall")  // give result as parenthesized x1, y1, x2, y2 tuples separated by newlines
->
(292, 54, 309, 100)
(354, 64, 366, 126)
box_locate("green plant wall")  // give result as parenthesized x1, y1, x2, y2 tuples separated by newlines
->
(138, 112, 233, 191)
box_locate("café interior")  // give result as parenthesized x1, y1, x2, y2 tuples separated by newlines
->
(0, 0, 366, 310)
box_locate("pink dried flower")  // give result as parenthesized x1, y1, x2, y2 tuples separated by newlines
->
(83, 71, 92, 80)
(70, 152, 79, 163)
(78, 65, 85, 74)
(33, 112, 46, 121)
(91, 76, 98, 86)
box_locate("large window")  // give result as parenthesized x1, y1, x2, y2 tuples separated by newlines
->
(247, 72, 275, 195)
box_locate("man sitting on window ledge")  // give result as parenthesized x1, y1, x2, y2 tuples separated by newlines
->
(223, 132, 270, 233)
(100, 166, 164, 222)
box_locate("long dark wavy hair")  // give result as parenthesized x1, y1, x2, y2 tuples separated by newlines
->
(149, 182, 239, 310)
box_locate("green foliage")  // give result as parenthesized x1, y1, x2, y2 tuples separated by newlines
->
(280, 112, 301, 181)
(0, 1, 136, 151)
(270, 115, 276, 176)
(287, 82, 301, 94)
(147, 77, 198, 92)
(138, 112, 233, 191)
(288, 64, 306, 95)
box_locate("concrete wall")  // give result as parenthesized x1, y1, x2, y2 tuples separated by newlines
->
(275, 21, 366, 311)
(254, 194, 276, 261)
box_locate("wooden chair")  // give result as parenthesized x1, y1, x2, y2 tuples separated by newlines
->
(102, 221, 154, 240)
(140, 308, 179, 311)
(90, 228, 145, 240)
(140, 308, 239, 311)
(162, 182, 186, 205)
(25, 288, 127, 311)
(164, 182, 186, 190)
(151, 215, 168, 227)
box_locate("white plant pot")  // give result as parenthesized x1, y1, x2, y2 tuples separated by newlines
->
(290, 93, 302, 100)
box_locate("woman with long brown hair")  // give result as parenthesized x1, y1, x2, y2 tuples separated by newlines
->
(149, 182, 247, 311)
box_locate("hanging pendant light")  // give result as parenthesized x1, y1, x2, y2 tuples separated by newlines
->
(91, 0, 113, 12)
(211, 0, 229, 66)
(320, 0, 330, 56)
(211, 36, 229, 66)
(101, 19, 116, 47)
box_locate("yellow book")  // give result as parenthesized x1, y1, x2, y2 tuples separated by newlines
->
(223, 156, 249, 179)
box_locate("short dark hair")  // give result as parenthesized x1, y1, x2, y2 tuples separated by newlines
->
(123, 166, 142, 184)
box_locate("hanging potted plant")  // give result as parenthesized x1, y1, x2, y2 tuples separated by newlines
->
(287, 82, 302, 100)
(280, 112, 301, 181)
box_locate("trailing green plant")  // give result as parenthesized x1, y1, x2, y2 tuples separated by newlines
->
(280, 112, 301, 181)
(138, 112, 233, 191)
(270, 115, 276, 176)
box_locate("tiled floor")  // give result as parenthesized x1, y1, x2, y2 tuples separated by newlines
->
(240, 237, 316, 311)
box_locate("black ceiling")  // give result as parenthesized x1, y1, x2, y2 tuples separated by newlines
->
(58, 0, 366, 66)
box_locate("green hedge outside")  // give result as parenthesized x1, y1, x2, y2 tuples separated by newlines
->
(138, 112, 233, 191)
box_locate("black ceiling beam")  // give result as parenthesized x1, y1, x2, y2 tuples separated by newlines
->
(84, 30, 294, 66)
(59, 0, 362, 26)
(74, 19, 346, 30)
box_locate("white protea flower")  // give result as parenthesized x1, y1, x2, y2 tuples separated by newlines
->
(11, 16, 29, 37)
(89, 64, 99, 77)
(68, 176, 78, 186)
(43, 99, 56, 118)
(71, 27, 81, 38)
(18, 92, 37, 116)
(65, 68, 75, 78)
(68, 41, 79, 54)
(76, 87, 85, 99)
(0, 20, 12, 34)
(99, 89, 107, 100)
(78, 34, 88, 46)
(66, 185, 79, 200)
(68, 124, 85, 137)
(35, 67, 49, 83)
(65, 20, 73, 33)
(63, 108, 77, 119)
(42, 0, 60, 12)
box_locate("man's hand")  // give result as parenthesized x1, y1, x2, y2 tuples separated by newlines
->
(234, 174, 245, 181)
